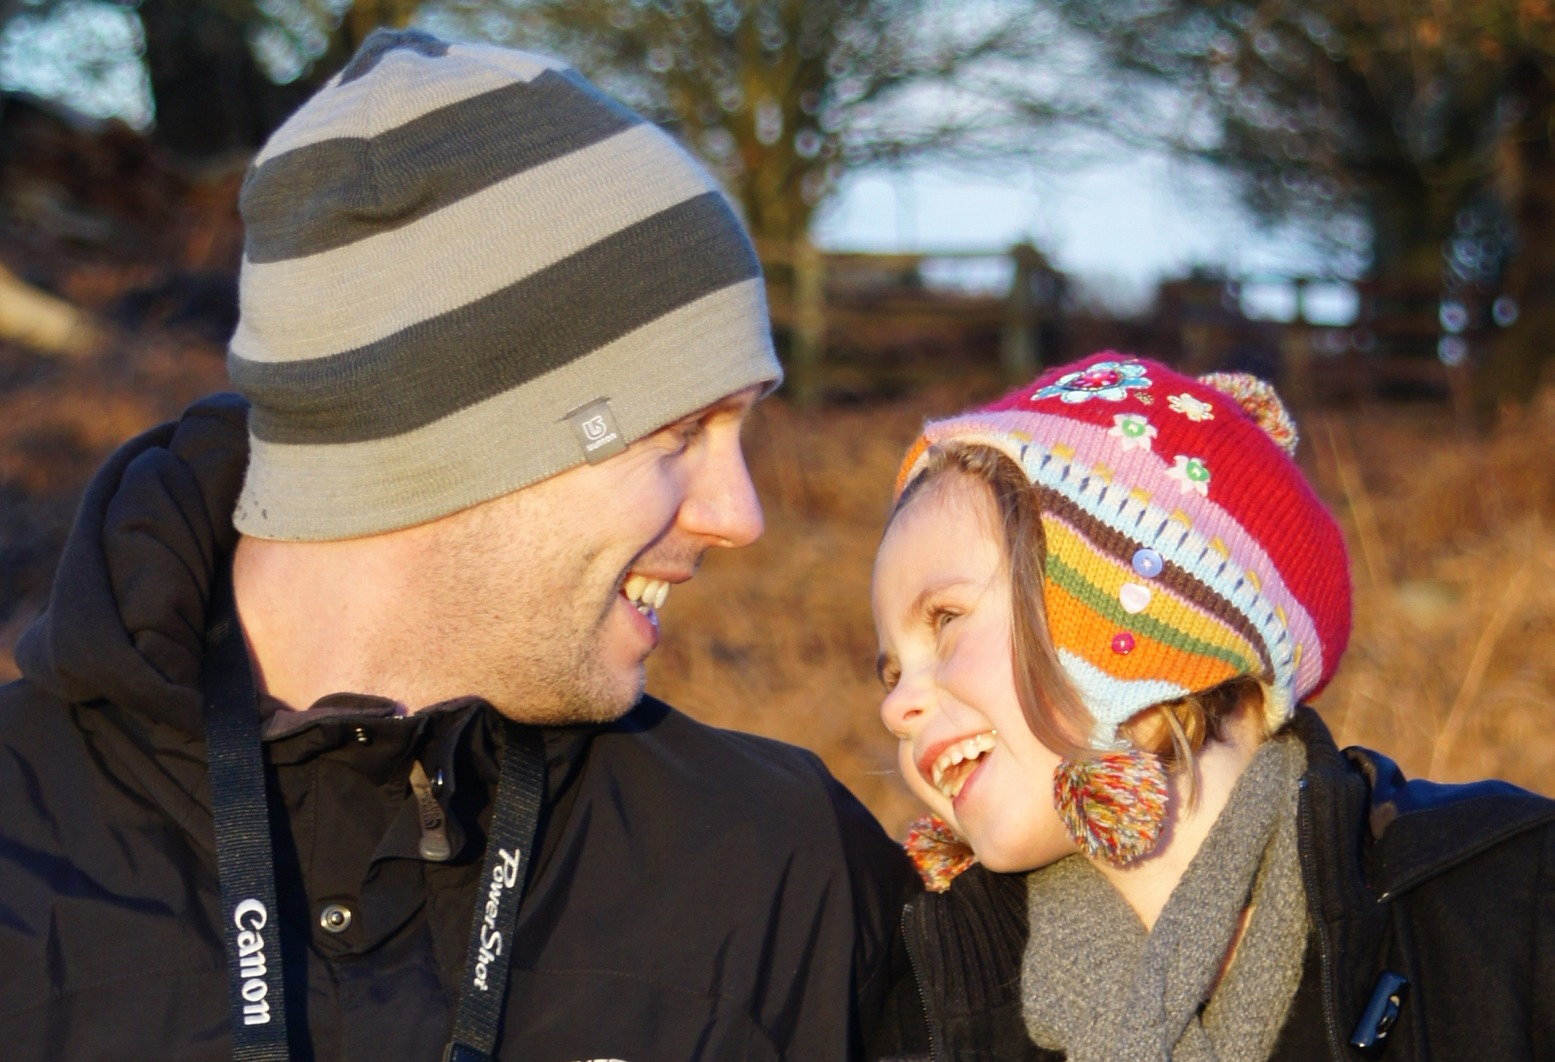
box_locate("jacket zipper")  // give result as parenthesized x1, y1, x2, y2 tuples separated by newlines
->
(1296, 777, 1348, 1061)
(900, 902, 941, 1062)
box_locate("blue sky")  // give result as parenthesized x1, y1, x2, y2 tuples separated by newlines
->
(815, 154, 1336, 314)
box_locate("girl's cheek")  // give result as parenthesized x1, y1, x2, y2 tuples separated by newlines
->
(898, 741, 941, 809)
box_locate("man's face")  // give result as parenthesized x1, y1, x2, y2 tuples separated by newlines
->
(412, 386, 765, 724)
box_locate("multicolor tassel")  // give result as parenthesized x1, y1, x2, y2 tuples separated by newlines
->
(1198, 371, 1299, 456)
(1053, 750, 1169, 866)
(903, 815, 978, 892)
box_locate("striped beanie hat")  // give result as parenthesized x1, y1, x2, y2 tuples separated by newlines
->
(895, 352, 1352, 749)
(229, 28, 781, 541)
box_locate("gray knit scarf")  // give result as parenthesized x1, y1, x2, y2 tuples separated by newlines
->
(1021, 736, 1309, 1062)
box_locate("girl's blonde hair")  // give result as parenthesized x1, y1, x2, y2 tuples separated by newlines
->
(893, 442, 1267, 791)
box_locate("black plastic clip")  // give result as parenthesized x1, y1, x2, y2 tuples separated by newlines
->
(1349, 970, 1410, 1056)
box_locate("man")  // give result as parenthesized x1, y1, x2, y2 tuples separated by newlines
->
(0, 29, 923, 1061)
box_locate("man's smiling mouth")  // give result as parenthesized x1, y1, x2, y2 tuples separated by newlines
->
(623, 573, 670, 616)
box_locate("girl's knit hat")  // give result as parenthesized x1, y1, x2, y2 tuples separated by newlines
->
(896, 352, 1352, 752)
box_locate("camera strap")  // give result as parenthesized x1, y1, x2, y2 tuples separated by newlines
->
(202, 570, 545, 1062)
(203, 568, 291, 1062)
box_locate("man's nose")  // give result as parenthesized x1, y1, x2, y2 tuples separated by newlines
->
(680, 438, 764, 548)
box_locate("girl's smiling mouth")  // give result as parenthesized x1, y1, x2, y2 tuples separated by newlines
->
(920, 731, 998, 800)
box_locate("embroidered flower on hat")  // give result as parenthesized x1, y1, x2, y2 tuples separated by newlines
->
(1165, 454, 1211, 495)
(1167, 392, 1215, 421)
(1034, 359, 1151, 404)
(1108, 413, 1157, 451)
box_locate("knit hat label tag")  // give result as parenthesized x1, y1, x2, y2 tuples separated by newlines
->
(566, 398, 627, 464)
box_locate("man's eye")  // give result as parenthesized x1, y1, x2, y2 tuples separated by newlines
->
(666, 419, 705, 452)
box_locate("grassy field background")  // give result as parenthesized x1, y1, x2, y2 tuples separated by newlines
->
(3, 338, 1552, 837)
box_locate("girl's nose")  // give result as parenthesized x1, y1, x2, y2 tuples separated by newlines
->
(879, 670, 929, 739)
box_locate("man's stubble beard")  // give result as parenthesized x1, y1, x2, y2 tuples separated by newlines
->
(410, 565, 645, 726)
(406, 505, 647, 726)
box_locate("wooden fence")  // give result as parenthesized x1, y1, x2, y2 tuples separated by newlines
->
(757, 238, 1065, 406)
(758, 239, 1481, 408)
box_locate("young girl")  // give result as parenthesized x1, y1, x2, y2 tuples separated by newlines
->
(872, 352, 1555, 1062)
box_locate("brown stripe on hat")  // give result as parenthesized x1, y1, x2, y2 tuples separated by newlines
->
(230, 28, 781, 541)
(243, 70, 642, 263)
(1037, 486, 1275, 678)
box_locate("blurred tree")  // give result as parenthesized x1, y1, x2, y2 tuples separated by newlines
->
(6, 0, 1078, 242)
(137, 0, 316, 157)
(1042, 0, 1555, 411)
(428, 0, 1073, 247)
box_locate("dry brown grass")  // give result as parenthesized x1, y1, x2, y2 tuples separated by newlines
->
(1302, 395, 1555, 794)
(4, 337, 1552, 838)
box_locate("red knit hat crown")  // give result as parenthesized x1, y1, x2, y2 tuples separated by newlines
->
(896, 351, 1352, 747)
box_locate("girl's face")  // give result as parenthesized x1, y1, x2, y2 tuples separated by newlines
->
(872, 474, 1077, 873)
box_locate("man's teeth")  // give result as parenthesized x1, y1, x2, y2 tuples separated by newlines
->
(623, 574, 670, 614)
(929, 732, 997, 799)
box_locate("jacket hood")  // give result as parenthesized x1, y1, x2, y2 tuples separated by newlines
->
(15, 394, 248, 736)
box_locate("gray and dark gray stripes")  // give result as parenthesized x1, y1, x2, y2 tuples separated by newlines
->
(243, 70, 641, 262)
(233, 192, 761, 444)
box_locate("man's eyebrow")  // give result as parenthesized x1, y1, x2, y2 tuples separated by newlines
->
(701, 385, 765, 418)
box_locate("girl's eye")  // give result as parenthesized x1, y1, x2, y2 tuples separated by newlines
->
(877, 659, 899, 693)
(931, 607, 958, 633)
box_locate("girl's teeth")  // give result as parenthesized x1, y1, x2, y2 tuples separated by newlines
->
(928, 732, 999, 799)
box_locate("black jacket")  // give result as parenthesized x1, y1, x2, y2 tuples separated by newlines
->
(900, 709, 1555, 1062)
(0, 395, 923, 1061)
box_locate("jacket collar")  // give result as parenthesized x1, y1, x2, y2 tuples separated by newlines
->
(1292, 705, 1555, 1058)
(1343, 741, 1555, 901)
(1292, 706, 1555, 903)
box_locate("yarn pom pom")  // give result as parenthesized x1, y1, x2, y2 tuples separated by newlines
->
(1197, 372, 1299, 456)
(1053, 750, 1170, 866)
(903, 815, 978, 892)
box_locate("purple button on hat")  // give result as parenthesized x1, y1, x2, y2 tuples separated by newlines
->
(1132, 548, 1164, 579)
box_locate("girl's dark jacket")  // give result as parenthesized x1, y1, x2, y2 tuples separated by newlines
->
(0, 395, 925, 1061)
(897, 709, 1555, 1062)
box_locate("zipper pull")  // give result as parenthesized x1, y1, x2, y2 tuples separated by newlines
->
(409, 759, 453, 862)
(1349, 970, 1409, 1056)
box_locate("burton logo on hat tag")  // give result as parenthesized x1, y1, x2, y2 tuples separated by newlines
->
(566, 398, 627, 464)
